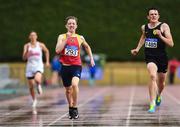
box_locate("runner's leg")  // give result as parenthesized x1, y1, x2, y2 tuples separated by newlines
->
(147, 62, 158, 106)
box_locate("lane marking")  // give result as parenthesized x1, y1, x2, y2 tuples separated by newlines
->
(125, 86, 135, 127)
(48, 87, 108, 126)
(0, 96, 58, 121)
(165, 90, 180, 105)
(0, 103, 28, 119)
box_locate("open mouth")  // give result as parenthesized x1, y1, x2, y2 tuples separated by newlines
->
(70, 26, 74, 29)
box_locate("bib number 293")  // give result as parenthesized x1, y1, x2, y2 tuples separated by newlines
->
(64, 46, 78, 56)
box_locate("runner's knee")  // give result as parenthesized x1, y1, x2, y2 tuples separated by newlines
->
(149, 73, 157, 81)
(72, 77, 79, 87)
(66, 88, 72, 94)
(29, 85, 34, 89)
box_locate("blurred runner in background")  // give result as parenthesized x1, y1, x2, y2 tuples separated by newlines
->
(168, 57, 179, 85)
(22, 31, 50, 109)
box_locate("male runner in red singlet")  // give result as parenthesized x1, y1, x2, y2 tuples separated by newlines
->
(56, 16, 95, 119)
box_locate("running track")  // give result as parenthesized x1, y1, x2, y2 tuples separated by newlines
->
(0, 85, 180, 127)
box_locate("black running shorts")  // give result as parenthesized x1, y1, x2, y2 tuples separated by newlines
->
(59, 65, 82, 87)
(145, 55, 168, 73)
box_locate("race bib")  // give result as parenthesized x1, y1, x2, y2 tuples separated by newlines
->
(145, 38, 158, 48)
(64, 45, 78, 56)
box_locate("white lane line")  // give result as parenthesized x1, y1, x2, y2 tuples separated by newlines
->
(0, 97, 30, 117)
(125, 86, 135, 127)
(48, 88, 108, 126)
(165, 90, 180, 105)
(0, 97, 56, 121)
(0, 89, 62, 118)
(0, 103, 28, 118)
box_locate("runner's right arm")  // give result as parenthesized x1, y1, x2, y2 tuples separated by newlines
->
(131, 25, 146, 56)
(56, 33, 71, 54)
(22, 44, 29, 60)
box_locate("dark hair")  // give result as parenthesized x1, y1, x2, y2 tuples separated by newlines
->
(65, 16, 78, 24)
(147, 7, 160, 15)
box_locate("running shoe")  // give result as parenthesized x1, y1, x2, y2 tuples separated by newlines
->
(37, 84, 43, 95)
(148, 104, 156, 113)
(68, 107, 74, 119)
(156, 95, 162, 106)
(32, 99, 37, 108)
(72, 107, 79, 119)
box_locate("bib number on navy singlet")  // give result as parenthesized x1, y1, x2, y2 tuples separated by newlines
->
(145, 38, 158, 48)
(64, 45, 78, 56)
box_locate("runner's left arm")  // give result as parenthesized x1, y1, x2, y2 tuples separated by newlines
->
(22, 44, 29, 60)
(40, 43, 50, 67)
(81, 37, 95, 67)
(156, 23, 174, 47)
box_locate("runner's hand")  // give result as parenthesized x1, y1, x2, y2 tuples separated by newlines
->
(66, 32, 72, 38)
(131, 49, 139, 56)
(62, 33, 72, 43)
(90, 59, 95, 67)
(45, 62, 50, 67)
(154, 29, 162, 37)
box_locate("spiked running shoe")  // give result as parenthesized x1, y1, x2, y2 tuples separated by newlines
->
(148, 104, 156, 113)
(156, 95, 162, 106)
(68, 107, 74, 119)
(72, 107, 79, 119)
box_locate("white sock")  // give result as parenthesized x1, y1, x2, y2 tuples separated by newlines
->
(150, 100, 156, 106)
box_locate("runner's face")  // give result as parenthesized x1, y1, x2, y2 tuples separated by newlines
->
(66, 19, 77, 33)
(29, 32, 37, 42)
(147, 10, 160, 23)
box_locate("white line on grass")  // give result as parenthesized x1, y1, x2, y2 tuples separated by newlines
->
(47, 87, 108, 126)
(125, 86, 135, 127)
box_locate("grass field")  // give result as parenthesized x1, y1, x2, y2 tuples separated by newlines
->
(2, 62, 180, 86)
